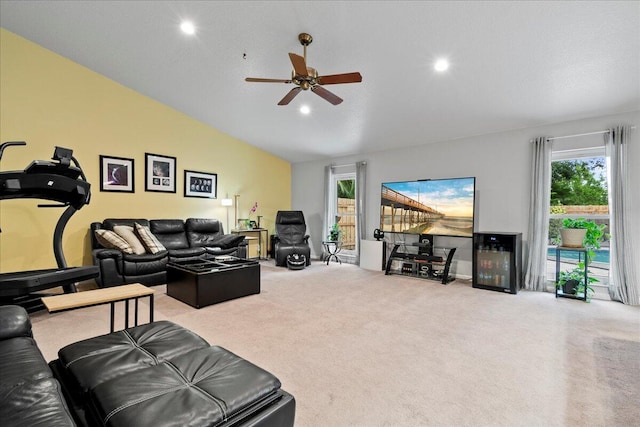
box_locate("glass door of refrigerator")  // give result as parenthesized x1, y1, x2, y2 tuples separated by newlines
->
(476, 247, 511, 289)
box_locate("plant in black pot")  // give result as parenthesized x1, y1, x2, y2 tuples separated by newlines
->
(556, 265, 597, 301)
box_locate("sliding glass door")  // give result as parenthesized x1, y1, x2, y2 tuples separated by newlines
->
(330, 172, 357, 258)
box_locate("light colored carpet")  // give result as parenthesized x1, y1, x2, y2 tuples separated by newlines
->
(30, 261, 640, 427)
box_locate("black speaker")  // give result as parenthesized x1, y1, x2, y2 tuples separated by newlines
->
(419, 234, 433, 256)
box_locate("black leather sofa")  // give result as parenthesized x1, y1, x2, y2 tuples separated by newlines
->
(0, 305, 296, 427)
(91, 218, 247, 287)
(0, 305, 75, 426)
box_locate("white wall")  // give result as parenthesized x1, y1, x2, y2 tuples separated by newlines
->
(292, 110, 640, 279)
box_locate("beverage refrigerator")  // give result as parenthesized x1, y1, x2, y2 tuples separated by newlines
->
(473, 232, 522, 294)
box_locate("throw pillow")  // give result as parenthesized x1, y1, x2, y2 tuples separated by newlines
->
(134, 222, 166, 254)
(212, 234, 245, 250)
(113, 225, 147, 255)
(95, 229, 134, 254)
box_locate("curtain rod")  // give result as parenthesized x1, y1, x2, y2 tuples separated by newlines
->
(330, 161, 367, 168)
(544, 126, 636, 142)
(548, 129, 610, 141)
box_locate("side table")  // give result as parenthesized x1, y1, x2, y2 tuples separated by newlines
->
(231, 228, 268, 259)
(41, 283, 155, 332)
(322, 241, 343, 265)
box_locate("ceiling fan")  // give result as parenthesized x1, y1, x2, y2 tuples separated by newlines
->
(245, 33, 362, 106)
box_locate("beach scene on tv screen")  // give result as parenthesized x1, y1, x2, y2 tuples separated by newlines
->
(380, 177, 475, 237)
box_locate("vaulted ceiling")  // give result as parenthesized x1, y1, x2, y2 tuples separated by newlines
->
(1, 1, 638, 163)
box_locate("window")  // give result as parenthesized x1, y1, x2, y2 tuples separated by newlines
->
(330, 172, 357, 256)
(548, 147, 610, 288)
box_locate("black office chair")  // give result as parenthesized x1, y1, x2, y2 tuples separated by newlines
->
(273, 211, 311, 267)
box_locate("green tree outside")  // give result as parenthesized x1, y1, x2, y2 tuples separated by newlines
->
(550, 159, 607, 207)
(337, 179, 355, 199)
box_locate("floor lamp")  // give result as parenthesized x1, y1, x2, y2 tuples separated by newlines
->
(221, 197, 233, 233)
(233, 194, 240, 231)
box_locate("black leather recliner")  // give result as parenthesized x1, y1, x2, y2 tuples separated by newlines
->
(91, 219, 169, 287)
(273, 211, 311, 267)
(184, 218, 246, 256)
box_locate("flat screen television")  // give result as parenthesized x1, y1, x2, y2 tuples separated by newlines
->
(380, 177, 476, 238)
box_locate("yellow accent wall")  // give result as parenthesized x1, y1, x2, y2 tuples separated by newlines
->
(0, 29, 291, 273)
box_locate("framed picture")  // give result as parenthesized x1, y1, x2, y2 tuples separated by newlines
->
(237, 219, 249, 230)
(184, 170, 217, 198)
(145, 153, 176, 193)
(99, 155, 134, 192)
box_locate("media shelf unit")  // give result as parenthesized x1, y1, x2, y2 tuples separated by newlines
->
(385, 240, 456, 284)
(472, 232, 522, 294)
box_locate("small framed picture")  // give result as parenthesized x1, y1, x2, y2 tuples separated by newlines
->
(99, 155, 134, 192)
(145, 153, 176, 193)
(237, 219, 249, 230)
(184, 170, 217, 198)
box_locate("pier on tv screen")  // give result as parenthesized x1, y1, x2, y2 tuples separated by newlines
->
(380, 177, 475, 238)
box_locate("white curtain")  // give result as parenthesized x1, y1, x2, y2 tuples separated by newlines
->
(523, 137, 553, 291)
(323, 165, 334, 247)
(605, 126, 639, 305)
(355, 161, 367, 264)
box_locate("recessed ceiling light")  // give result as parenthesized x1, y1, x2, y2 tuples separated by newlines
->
(434, 59, 449, 72)
(300, 105, 310, 115)
(180, 21, 196, 35)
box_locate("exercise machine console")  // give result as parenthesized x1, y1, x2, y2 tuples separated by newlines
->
(0, 142, 99, 302)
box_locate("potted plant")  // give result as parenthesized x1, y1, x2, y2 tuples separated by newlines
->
(559, 218, 606, 254)
(556, 265, 597, 301)
(328, 223, 341, 242)
(245, 202, 258, 229)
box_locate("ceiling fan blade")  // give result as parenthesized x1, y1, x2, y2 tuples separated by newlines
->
(278, 87, 302, 105)
(245, 77, 292, 83)
(311, 85, 343, 105)
(317, 72, 363, 85)
(288, 53, 308, 76)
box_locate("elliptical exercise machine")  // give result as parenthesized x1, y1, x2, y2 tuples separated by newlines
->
(0, 141, 99, 309)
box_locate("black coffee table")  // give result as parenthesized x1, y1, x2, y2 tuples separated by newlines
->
(167, 257, 260, 308)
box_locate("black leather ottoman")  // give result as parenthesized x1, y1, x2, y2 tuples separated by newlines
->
(167, 258, 260, 308)
(50, 321, 295, 426)
(286, 254, 306, 270)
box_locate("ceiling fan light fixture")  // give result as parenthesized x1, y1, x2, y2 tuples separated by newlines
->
(180, 21, 196, 35)
(434, 58, 449, 72)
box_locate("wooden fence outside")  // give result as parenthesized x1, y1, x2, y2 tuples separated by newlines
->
(551, 205, 609, 215)
(336, 198, 356, 250)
